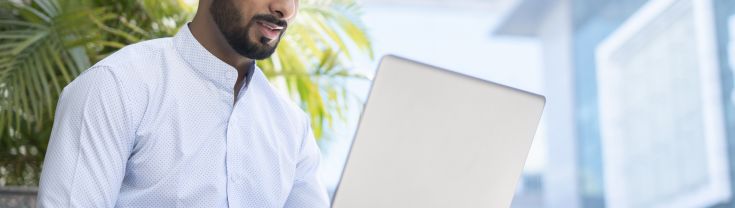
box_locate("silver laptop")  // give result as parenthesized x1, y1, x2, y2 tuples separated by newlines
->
(331, 55, 545, 208)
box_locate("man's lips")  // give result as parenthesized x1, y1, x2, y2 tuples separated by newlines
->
(256, 20, 284, 40)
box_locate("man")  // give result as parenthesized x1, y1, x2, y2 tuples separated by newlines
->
(36, 0, 330, 207)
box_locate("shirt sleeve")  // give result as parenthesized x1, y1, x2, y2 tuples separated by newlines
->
(283, 115, 331, 208)
(37, 66, 134, 208)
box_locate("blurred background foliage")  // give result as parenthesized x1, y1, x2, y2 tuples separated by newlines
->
(0, 0, 372, 186)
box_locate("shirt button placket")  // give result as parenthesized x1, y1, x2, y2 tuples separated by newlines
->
(229, 174, 238, 184)
(225, 108, 239, 206)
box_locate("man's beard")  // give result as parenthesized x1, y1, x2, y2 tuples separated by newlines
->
(210, 0, 287, 60)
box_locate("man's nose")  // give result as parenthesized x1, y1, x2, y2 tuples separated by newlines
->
(269, 0, 296, 20)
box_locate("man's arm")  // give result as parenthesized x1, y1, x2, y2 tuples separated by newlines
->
(37, 66, 134, 208)
(283, 115, 330, 208)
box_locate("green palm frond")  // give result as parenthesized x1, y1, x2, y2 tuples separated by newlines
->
(0, 0, 100, 135)
(0, 0, 102, 185)
(86, 0, 194, 60)
(261, 0, 372, 139)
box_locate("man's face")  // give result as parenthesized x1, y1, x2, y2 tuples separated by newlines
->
(210, 0, 297, 60)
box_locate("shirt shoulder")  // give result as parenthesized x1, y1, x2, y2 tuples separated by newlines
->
(69, 38, 175, 131)
(91, 37, 173, 80)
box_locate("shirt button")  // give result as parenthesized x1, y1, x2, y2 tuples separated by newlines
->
(207, 82, 217, 92)
(227, 70, 237, 80)
(230, 175, 238, 183)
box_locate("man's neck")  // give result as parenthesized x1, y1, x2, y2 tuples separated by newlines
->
(189, 9, 255, 68)
(189, 11, 254, 102)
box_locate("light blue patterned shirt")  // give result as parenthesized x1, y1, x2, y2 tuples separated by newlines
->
(37, 25, 330, 207)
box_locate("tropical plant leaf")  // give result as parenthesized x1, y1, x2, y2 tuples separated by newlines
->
(259, 0, 372, 139)
(0, 0, 99, 186)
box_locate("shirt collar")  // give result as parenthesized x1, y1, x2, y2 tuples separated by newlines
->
(173, 23, 255, 92)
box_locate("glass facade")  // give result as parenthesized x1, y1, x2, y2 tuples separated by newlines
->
(501, 0, 735, 207)
(714, 1, 735, 206)
(597, 0, 731, 207)
(571, 1, 648, 207)
(569, 0, 735, 207)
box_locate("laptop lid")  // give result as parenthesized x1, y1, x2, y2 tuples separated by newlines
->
(331, 55, 545, 208)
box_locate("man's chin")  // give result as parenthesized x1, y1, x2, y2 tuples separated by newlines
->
(228, 35, 280, 60)
(235, 47, 277, 60)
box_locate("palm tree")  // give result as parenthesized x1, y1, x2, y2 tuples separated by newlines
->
(0, 0, 372, 186)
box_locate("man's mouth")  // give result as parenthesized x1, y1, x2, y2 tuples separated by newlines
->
(256, 20, 284, 41)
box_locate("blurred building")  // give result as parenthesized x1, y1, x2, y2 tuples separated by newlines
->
(496, 0, 735, 207)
